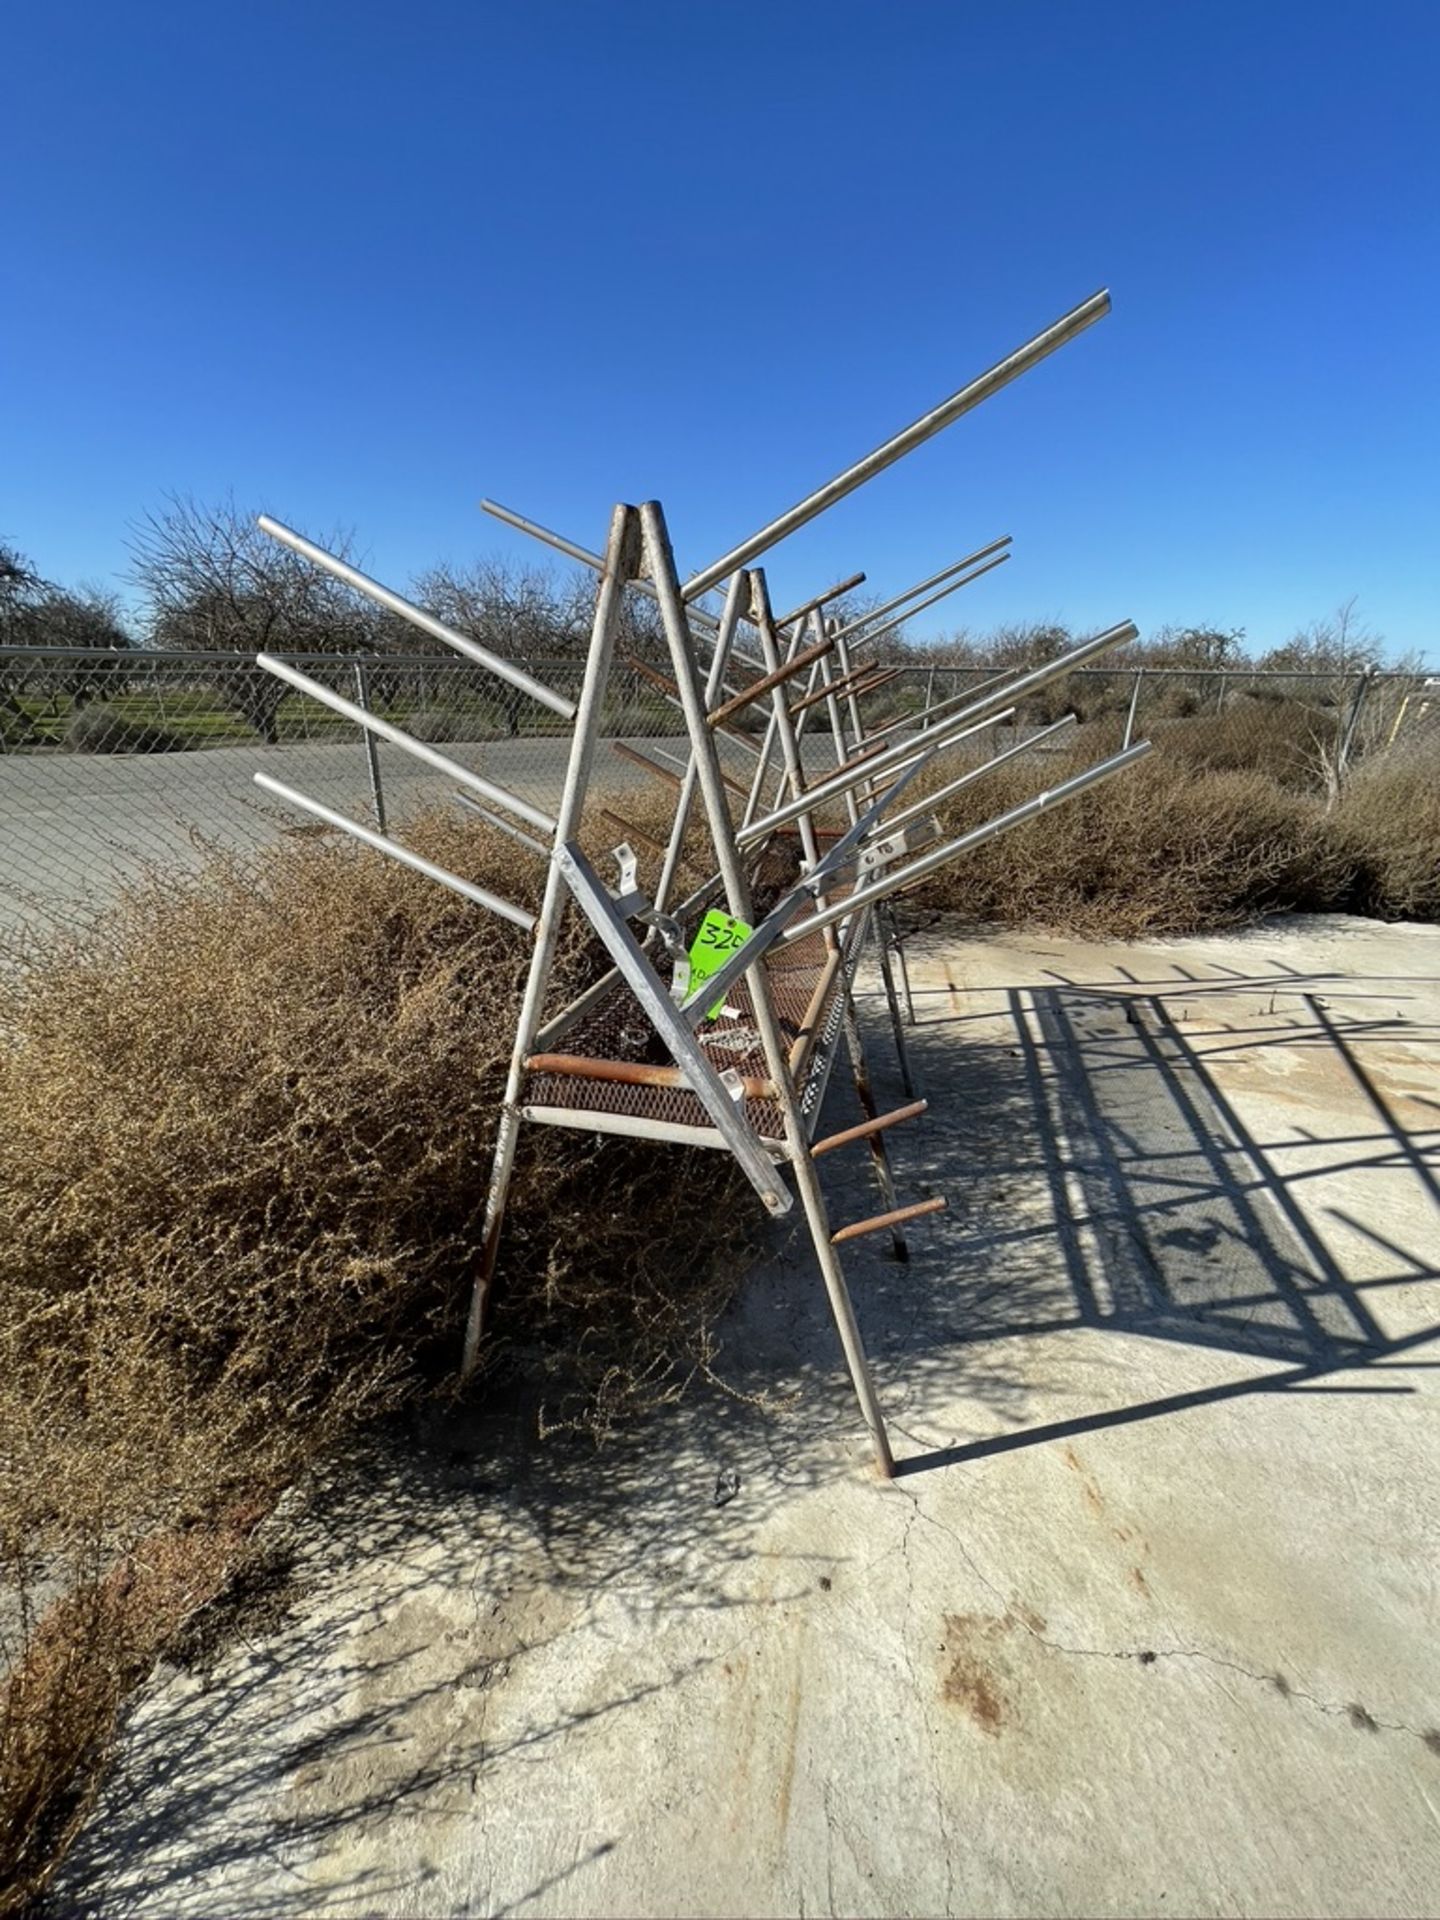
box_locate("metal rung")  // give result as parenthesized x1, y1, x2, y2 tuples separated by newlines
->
(623, 654, 760, 754)
(253, 773, 536, 931)
(600, 808, 672, 860)
(789, 662, 901, 717)
(525, 1052, 775, 1100)
(831, 1195, 947, 1244)
(812, 1099, 928, 1158)
(613, 741, 682, 790)
(706, 634, 836, 729)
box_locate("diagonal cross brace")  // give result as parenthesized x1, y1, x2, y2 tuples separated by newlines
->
(672, 748, 931, 1027)
(553, 841, 793, 1218)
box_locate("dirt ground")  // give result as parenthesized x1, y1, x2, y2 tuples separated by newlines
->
(50, 912, 1440, 1919)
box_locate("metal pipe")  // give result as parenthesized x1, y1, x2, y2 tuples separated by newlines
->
(749, 571, 825, 905)
(739, 612, 810, 827)
(774, 571, 866, 633)
(1123, 669, 1144, 750)
(738, 617, 1138, 844)
(831, 537, 1012, 644)
(854, 707, 1019, 813)
(815, 625, 861, 827)
(859, 666, 1014, 750)
(812, 1099, 929, 1159)
(1337, 664, 1376, 778)
(256, 515, 576, 718)
(255, 652, 557, 836)
(352, 661, 387, 831)
(464, 503, 644, 1376)
(881, 712, 1074, 835)
(520, 1104, 787, 1157)
(790, 660, 898, 715)
(453, 791, 549, 857)
(831, 1196, 947, 1245)
(707, 631, 834, 728)
(642, 499, 895, 1475)
(847, 549, 1011, 652)
(781, 741, 1153, 942)
(480, 498, 723, 635)
(834, 630, 867, 777)
(253, 772, 536, 931)
(683, 290, 1110, 600)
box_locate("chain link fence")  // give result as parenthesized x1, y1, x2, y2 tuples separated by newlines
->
(853, 661, 1428, 736)
(0, 647, 702, 933)
(1, 647, 1431, 935)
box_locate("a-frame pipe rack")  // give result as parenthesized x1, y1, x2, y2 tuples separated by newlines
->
(248, 288, 1151, 1477)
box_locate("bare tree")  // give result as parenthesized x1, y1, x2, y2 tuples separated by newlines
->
(1, 544, 136, 728)
(128, 496, 382, 741)
(1260, 598, 1385, 678)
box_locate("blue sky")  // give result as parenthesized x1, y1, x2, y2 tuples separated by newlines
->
(5, 1, 1438, 661)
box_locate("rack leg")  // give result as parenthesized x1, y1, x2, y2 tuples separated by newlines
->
(792, 1143, 897, 1479)
(643, 501, 896, 1479)
(461, 503, 642, 1379)
(877, 924, 917, 1098)
(839, 988, 908, 1262)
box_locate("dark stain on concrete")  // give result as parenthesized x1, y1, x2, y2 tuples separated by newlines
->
(939, 1613, 1011, 1735)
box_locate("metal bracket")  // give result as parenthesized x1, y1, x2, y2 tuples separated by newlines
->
(607, 841, 691, 1001)
(859, 818, 938, 874)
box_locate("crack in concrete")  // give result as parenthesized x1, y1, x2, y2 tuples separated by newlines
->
(893, 1489, 1439, 1754)
(898, 1498, 958, 1917)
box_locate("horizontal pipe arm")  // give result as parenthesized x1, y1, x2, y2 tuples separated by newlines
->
(849, 550, 1011, 652)
(781, 741, 1153, 942)
(453, 791, 550, 857)
(880, 712, 1077, 835)
(683, 290, 1110, 600)
(774, 571, 867, 632)
(740, 616, 1137, 843)
(831, 536, 1012, 644)
(256, 516, 576, 719)
(255, 652, 557, 835)
(253, 773, 536, 931)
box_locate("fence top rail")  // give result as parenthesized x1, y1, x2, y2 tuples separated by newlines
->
(0, 645, 1427, 684)
(0, 645, 589, 673)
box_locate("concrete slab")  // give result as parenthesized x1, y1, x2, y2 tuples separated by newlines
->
(53, 914, 1440, 1918)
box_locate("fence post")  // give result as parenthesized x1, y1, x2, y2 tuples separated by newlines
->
(353, 662, 387, 832)
(1337, 664, 1376, 782)
(1123, 668, 1144, 749)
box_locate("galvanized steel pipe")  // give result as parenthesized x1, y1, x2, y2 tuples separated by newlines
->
(256, 516, 576, 718)
(781, 741, 1153, 942)
(683, 289, 1110, 600)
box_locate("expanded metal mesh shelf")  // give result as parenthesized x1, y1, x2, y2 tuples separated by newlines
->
(525, 907, 872, 1147)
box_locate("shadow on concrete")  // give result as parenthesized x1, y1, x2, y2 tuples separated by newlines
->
(891, 949, 1440, 1475)
(48, 941, 1440, 1914)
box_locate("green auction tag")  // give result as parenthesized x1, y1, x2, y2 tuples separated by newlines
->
(687, 909, 752, 1018)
